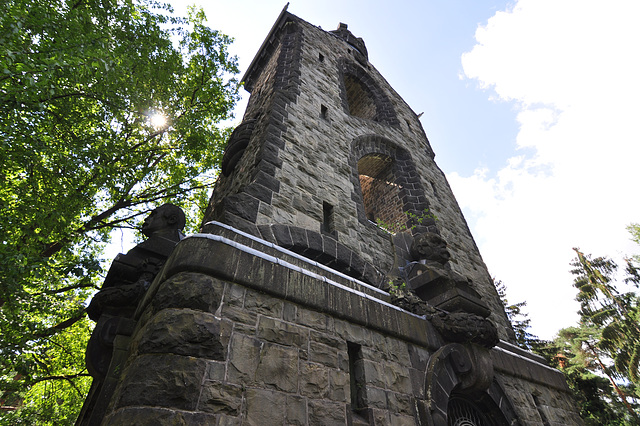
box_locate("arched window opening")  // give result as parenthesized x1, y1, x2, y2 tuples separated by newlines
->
(344, 74, 377, 121)
(357, 154, 405, 233)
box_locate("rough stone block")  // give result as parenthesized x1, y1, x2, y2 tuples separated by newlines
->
(198, 382, 243, 415)
(227, 334, 262, 385)
(245, 388, 286, 426)
(300, 362, 329, 397)
(309, 341, 338, 368)
(245, 290, 283, 318)
(286, 395, 308, 426)
(115, 354, 206, 411)
(106, 407, 217, 426)
(366, 386, 387, 409)
(257, 316, 308, 347)
(152, 272, 224, 314)
(221, 304, 257, 329)
(329, 369, 350, 402)
(283, 302, 297, 322)
(136, 309, 230, 360)
(224, 282, 246, 307)
(386, 391, 412, 415)
(297, 307, 330, 331)
(244, 183, 274, 204)
(255, 342, 299, 392)
(334, 319, 371, 346)
(309, 329, 344, 349)
(308, 399, 346, 426)
(408, 344, 430, 372)
(383, 362, 412, 394)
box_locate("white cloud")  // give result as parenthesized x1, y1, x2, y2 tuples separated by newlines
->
(454, 0, 640, 339)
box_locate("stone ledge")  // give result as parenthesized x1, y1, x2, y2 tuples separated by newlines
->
(201, 221, 388, 300)
(491, 344, 571, 392)
(140, 227, 441, 351)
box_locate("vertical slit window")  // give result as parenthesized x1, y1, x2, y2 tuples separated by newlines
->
(347, 342, 367, 417)
(322, 201, 335, 234)
(320, 104, 328, 120)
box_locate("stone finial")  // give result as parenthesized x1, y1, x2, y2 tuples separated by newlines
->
(330, 22, 368, 59)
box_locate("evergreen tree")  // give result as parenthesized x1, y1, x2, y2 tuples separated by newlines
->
(495, 279, 542, 350)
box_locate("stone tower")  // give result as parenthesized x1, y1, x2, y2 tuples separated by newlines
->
(79, 7, 583, 425)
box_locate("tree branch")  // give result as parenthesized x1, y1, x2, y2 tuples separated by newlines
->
(32, 311, 86, 339)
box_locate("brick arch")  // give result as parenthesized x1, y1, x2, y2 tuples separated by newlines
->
(349, 135, 435, 235)
(338, 58, 399, 126)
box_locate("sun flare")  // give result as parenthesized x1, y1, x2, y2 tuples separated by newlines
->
(150, 113, 167, 129)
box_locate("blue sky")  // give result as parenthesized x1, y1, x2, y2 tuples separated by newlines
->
(163, 0, 640, 339)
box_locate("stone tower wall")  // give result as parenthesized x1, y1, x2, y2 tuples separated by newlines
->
(78, 11, 585, 425)
(97, 229, 581, 425)
(204, 15, 513, 341)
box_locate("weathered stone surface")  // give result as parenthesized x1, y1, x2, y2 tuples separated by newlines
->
(84, 11, 583, 426)
(387, 391, 412, 415)
(382, 362, 412, 394)
(255, 342, 299, 392)
(152, 272, 224, 314)
(224, 282, 246, 307)
(308, 399, 346, 426)
(136, 308, 230, 360)
(115, 354, 206, 411)
(197, 382, 243, 415)
(297, 306, 331, 331)
(308, 341, 338, 368)
(244, 287, 283, 317)
(257, 316, 308, 347)
(206, 361, 226, 381)
(310, 329, 345, 349)
(300, 362, 329, 397)
(334, 319, 371, 345)
(221, 304, 258, 327)
(106, 407, 217, 426)
(245, 388, 286, 426)
(227, 334, 262, 384)
(329, 369, 350, 401)
(286, 395, 307, 426)
(366, 387, 387, 409)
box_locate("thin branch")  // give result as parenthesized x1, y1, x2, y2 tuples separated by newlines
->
(32, 311, 86, 339)
(31, 373, 91, 385)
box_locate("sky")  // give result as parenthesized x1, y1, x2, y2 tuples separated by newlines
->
(163, 0, 640, 340)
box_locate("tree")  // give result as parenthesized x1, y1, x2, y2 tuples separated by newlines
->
(571, 249, 640, 393)
(0, 0, 239, 423)
(495, 279, 542, 351)
(496, 278, 638, 424)
(564, 247, 640, 422)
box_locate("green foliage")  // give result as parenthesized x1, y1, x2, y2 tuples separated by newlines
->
(539, 326, 636, 425)
(495, 276, 639, 424)
(375, 208, 438, 234)
(571, 249, 640, 392)
(558, 242, 640, 423)
(0, 0, 239, 422)
(494, 279, 542, 351)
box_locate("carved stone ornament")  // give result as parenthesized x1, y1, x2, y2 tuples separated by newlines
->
(424, 343, 494, 426)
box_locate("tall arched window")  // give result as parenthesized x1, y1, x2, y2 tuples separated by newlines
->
(357, 154, 405, 233)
